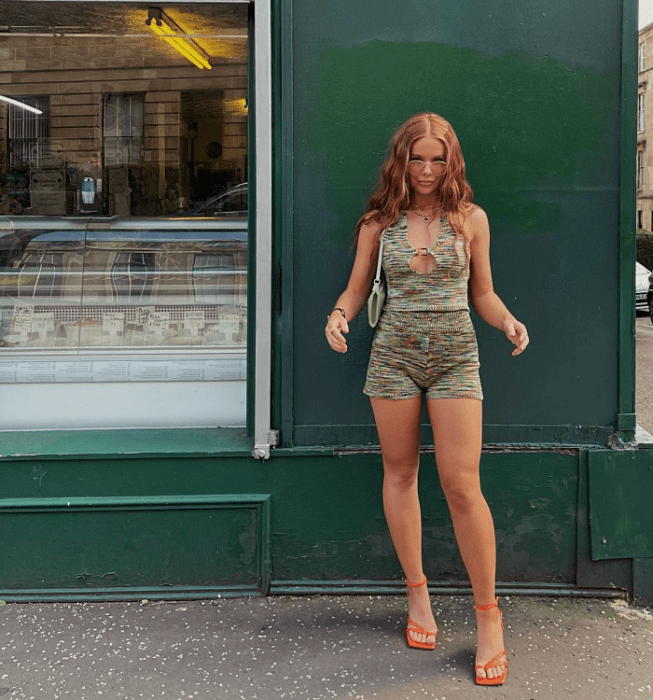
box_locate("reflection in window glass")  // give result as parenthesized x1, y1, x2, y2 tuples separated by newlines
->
(7, 97, 50, 170)
(0, 3, 248, 217)
(18, 252, 65, 298)
(111, 252, 156, 302)
(0, 3, 249, 411)
(103, 95, 145, 168)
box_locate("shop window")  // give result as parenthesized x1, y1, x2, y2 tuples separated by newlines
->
(0, 2, 250, 430)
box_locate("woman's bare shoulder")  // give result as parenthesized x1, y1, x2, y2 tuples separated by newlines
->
(466, 204, 488, 224)
(358, 212, 385, 243)
(462, 205, 489, 238)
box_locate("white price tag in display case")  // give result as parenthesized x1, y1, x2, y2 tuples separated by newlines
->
(146, 312, 170, 337)
(102, 312, 125, 337)
(183, 310, 205, 337)
(31, 313, 55, 340)
(137, 306, 156, 327)
(220, 314, 241, 342)
(13, 316, 32, 340)
(12, 305, 34, 340)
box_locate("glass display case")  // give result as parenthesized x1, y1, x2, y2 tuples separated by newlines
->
(0, 218, 247, 352)
(0, 217, 247, 365)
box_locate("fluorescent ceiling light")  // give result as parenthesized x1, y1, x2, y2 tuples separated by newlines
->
(146, 8, 212, 70)
(0, 95, 43, 114)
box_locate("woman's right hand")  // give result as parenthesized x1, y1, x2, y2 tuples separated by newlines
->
(325, 310, 349, 353)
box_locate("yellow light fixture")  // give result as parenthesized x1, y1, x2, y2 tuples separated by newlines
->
(0, 95, 43, 114)
(146, 8, 212, 70)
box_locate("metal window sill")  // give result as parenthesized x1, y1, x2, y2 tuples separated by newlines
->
(0, 427, 252, 461)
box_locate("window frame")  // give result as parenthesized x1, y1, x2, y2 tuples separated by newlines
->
(0, 0, 273, 456)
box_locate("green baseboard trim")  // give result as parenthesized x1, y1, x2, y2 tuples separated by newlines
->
(0, 581, 627, 603)
(0, 585, 261, 603)
(269, 580, 627, 598)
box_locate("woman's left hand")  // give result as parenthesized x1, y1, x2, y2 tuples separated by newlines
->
(502, 318, 529, 356)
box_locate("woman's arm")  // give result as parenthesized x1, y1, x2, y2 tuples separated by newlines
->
(324, 221, 381, 353)
(467, 208, 529, 356)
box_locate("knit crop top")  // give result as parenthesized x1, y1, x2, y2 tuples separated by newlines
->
(382, 211, 470, 312)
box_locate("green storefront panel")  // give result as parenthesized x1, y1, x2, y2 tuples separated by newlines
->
(588, 450, 653, 559)
(288, 0, 624, 446)
(0, 450, 580, 598)
(0, 495, 271, 596)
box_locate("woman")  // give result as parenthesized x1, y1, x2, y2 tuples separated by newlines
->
(324, 113, 528, 686)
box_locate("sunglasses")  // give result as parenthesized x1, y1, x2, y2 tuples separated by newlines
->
(407, 158, 447, 174)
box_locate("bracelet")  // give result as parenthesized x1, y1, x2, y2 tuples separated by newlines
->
(327, 307, 346, 321)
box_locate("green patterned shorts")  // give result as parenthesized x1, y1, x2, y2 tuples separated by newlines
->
(363, 309, 483, 400)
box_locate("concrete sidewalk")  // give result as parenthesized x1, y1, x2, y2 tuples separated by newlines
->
(0, 594, 652, 700)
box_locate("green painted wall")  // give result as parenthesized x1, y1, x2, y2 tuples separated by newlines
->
(288, 0, 625, 446)
(0, 449, 580, 598)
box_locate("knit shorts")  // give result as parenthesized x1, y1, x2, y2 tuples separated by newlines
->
(363, 309, 483, 400)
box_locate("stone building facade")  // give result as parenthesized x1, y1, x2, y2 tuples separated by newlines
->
(638, 23, 653, 229)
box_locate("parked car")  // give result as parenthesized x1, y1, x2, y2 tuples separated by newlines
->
(182, 183, 248, 218)
(637, 261, 650, 312)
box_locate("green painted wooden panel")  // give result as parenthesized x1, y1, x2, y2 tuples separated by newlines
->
(588, 450, 653, 559)
(575, 450, 632, 592)
(0, 449, 578, 591)
(289, 0, 625, 445)
(0, 496, 271, 594)
(270, 450, 578, 584)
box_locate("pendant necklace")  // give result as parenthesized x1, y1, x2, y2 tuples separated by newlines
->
(409, 205, 436, 225)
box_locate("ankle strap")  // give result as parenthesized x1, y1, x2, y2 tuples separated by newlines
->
(405, 577, 427, 589)
(475, 596, 499, 611)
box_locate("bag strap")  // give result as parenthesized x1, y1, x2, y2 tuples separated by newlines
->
(373, 232, 384, 285)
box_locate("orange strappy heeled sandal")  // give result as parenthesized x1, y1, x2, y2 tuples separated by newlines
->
(474, 597, 508, 686)
(405, 577, 437, 650)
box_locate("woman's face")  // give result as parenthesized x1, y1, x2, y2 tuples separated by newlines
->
(407, 136, 446, 198)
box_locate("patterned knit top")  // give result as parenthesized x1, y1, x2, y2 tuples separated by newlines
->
(382, 211, 470, 312)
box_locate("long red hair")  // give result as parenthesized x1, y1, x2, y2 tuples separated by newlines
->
(354, 113, 475, 246)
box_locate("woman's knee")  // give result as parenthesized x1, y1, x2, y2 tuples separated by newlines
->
(383, 458, 420, 490)
(440, 473, 482, 512)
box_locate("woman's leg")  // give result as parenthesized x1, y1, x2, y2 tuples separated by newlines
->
(371, 396, 437, 646)
(426, 397, 507, 681)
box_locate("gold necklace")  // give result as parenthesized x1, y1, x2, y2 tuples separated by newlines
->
(408, 205, 436, 224)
